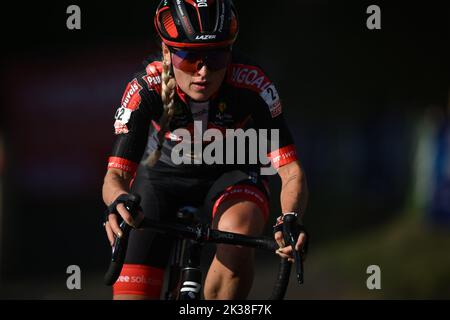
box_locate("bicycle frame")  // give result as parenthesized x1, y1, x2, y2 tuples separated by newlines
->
(165, 207, 203, 300)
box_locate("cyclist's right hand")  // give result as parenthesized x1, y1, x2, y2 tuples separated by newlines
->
(104, 200, 144, 246)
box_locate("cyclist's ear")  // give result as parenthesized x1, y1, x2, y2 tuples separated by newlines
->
(162, 43, 171, 65)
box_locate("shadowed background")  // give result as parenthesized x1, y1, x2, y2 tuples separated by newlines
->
(0, 0, 449, 299)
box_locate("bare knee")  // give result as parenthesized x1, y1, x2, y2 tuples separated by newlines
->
(212, 200, 265, 270)
(215, 200, 265, 236)
(204, 200, 266, 299)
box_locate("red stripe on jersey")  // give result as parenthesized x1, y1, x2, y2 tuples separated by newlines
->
(226, 63, 272, 94)
(107, 156, 138, 175)
(143, 61, 163, 94)
(267, 144, 298, 169)
(151, 120, 177, 141)
(145, 61, 163, 76)
(113, 264, 164, 298)
(120, 79, 142, 111)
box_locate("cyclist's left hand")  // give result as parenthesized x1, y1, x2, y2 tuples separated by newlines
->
(274, 230, 307, 263)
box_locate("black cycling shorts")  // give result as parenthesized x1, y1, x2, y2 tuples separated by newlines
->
(124, 162, 270, 269)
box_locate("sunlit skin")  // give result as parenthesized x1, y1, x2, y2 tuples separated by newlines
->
(162, 44, 228, 102)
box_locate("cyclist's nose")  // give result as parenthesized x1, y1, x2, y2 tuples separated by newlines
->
(195, 61, 209, 76)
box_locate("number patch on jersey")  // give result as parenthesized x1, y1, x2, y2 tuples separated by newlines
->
(114, 107, 132, 134)
(115, 107, 132, 122)
(260, 84, 282, 118)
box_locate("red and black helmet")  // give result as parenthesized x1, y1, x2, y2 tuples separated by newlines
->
(154, 0, 239, 49)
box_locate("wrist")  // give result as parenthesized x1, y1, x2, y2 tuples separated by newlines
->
(282, 211, 303, 224)
(107, 191, 129, 207)
(103, 193, 140, 224)
(108, 193, 132, 213)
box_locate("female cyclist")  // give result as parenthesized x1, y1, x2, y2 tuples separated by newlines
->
(102, 0, 308, 300)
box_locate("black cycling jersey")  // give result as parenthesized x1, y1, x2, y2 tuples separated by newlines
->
(107, 52, 298, 176)
(107, 52, 300, 295)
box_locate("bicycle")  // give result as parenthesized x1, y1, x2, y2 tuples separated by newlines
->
(104, 193, 305, 300)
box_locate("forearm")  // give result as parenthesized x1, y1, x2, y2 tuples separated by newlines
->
(102, 168, 133, 206)
(279, 161, 309, 217)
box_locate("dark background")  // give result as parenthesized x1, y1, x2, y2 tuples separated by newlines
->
(0, 0, 449, 298)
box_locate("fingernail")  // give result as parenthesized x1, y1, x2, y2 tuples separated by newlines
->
(117, 231, 122, 238)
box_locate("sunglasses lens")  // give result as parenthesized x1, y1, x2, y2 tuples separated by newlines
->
(204, 51, 231, 71)
(171, 52, 199, 73)
(171, 49, 230, 72)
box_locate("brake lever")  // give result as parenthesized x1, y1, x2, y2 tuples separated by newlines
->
(110, 194, 141, 261)
(282, 213, 304, 284)
(293, 245, 304, 284)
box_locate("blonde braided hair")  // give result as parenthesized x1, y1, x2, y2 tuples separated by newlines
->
(145, 58, 177, 167)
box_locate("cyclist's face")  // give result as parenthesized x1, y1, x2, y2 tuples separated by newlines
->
(163, 44, 229, 102)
